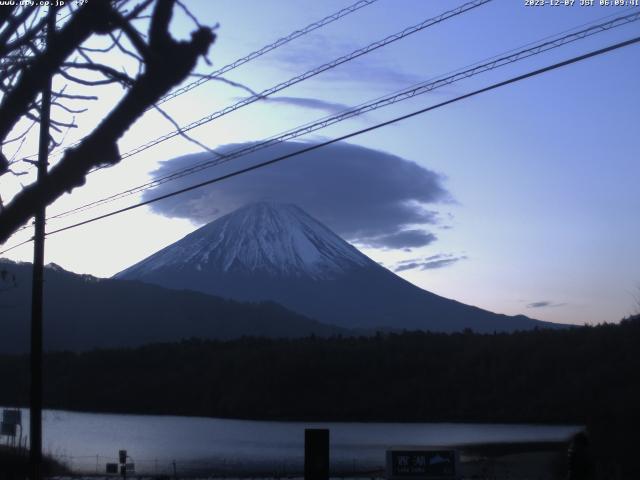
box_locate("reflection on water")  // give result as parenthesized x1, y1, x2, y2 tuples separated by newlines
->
(8, 408, 582, 474)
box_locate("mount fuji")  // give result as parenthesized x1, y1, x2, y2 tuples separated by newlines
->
(116, 202, 557, 332)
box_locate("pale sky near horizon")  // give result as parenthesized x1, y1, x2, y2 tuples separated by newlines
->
(1, 0, 639, 326)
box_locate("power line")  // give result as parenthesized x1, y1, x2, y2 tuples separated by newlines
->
(8, 0, 493, 238)
(44, 10, 640, 222)
(3, 33, 637, 252)
(38, 35, 640, 240)
(24, 0, 381, 161)
(0, 237, 34, 256)
(26, 0, 491, 173)
(117, 0, 492, 160)
(155, 0, 381, 106)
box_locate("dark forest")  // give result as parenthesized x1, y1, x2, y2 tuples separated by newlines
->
(1, 315, 639, 475)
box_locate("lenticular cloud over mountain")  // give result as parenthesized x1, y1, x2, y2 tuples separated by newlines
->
(143, 141, 452, 250)
(116, 202, 559, 333)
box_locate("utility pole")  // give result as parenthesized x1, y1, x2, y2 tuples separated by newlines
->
(30, 6, 55, 480)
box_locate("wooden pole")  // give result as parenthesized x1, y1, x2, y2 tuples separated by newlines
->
(30, 6, 55, 480)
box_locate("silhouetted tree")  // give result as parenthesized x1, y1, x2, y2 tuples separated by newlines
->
(0, 266, 17, 293)
(0, 0, 215, 244)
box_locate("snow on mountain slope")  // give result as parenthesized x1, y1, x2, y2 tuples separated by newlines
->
(116, 202, 373, 280)
(116, 202, 560, 332)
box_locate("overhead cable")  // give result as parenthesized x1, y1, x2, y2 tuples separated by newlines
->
(45, 10, 640, 222)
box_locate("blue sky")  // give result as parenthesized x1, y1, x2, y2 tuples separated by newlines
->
(2, 0, 639, 325)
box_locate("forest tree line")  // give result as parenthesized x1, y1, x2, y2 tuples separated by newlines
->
(0, 316, 639, 474)
(0, 317, 638, 423)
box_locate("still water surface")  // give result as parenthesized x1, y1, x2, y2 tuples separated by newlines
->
(9, 408, 582, 474)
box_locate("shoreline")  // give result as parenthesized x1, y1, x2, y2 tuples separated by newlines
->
(46, 441, 570, 478)
(3, 437, 573, 479)
(2, 404, 586, 427)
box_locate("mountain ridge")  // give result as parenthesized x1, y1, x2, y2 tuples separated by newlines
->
(116, 202, 561, 333)
(0, 259, 346, 354)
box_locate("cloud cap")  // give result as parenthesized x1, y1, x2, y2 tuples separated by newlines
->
(145, 141, 452, 249)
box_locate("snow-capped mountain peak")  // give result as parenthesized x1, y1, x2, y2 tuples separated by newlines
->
(115, 201, 553, 333)
(117, 202, 374, 280)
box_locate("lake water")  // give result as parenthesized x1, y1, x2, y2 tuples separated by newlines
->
(4, 408, 582, 474)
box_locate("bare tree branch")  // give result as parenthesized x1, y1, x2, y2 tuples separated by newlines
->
(59, 68, 122, 87)
(209, 75, 263, 97)
(3, 14, 47, 56)
(62, 61, 136, 86)
(110, 13, 150, 60)
(124, 0, 155, 21)
(51, 101, 88, 114)
(0, 0, 216, 243)
(0, 0, 119, 143)
(176, 0, 203, 29)
(53, 91, 99, 101)
(153, 103, 222, 158)
(0, 6, 37, 54)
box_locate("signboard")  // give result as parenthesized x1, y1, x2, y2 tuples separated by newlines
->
(106, 463, 119, 474)
(386, 449, 458, 479)
(2, 409, 21, 426)
(118, 464, 135, 476)
(119, 450, 127, 464)
(1, 422, 17, 436)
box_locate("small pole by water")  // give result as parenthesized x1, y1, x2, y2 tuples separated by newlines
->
(172, 459, 177, 480)
(304, 429, 330, 480)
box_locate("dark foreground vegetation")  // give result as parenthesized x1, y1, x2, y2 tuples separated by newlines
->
(0, 446, 68, 480)
(0, 316, 638, 476)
